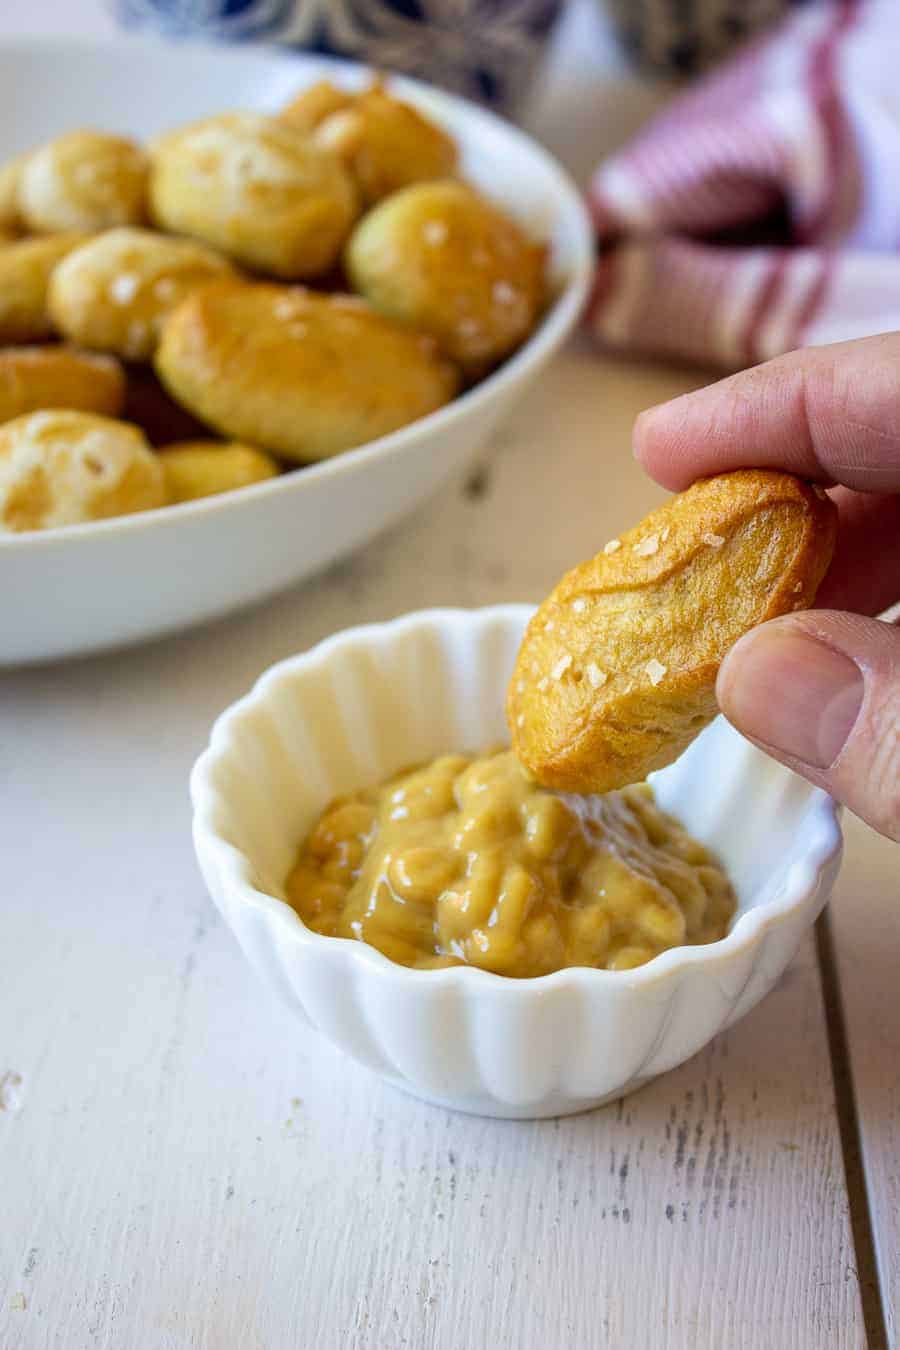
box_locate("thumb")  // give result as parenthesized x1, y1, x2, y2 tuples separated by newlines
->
(716, 611, 900, 841)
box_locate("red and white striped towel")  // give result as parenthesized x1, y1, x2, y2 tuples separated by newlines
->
(588, 0, 900, 369)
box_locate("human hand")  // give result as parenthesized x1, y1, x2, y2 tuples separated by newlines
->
(634, 332, 900, 841)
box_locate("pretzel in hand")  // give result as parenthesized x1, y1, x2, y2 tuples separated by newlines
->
(508, 470, 838, 793)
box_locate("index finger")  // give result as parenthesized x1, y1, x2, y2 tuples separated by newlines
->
(634, 332, 900, 494)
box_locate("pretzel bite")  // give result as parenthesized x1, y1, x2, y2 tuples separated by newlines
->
(310, 85, 457, 205)
(18, 131, 148, 232)
(155, 280, 459, 461)
(508, 471, 838, 794)
(0, 153, 28, 234)
(279, 80, 356, 134)
(0, 410, 165, 532)
(0, 233, 91, 342)
(0, 346, 125, 424)
(48, 227, 234, 361)
(157, 440, 278, 503)
(148, 113, 358, 279)
(345, 180, 545, 376)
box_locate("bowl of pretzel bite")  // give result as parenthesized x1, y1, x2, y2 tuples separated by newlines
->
(0, 38, 593, 663)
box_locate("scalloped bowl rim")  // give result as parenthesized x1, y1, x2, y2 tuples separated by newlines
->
(190, 604, 843, 995)
(0, 37, 594, 552)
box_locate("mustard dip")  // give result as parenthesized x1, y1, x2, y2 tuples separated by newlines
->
(287, 750, 735, 978)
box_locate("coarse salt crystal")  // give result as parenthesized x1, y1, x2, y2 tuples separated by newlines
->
(702, 532, 725, 548)
(274, 297, 301, 320)
(516, 714, 525, 728)
(544, 620, 555, 632)
(603, 538, 621, 554)
(423, 220, 448, 246)
(493, 280, 517, 305)
(635, 533, 659, 556)
(586, 663, 607, 689)
(646, 659, 667, 685)
(661, 526, 671, 542)
(537, 677, 549, 692)
(551, 654, 572, 680)
(153, 277, 178, 302)
(109, 272, 140, 305)
(516, 680, 525, 694)
(572, 597, 587, 614)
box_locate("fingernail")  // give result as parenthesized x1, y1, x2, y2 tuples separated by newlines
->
(719, 625, 864, 768)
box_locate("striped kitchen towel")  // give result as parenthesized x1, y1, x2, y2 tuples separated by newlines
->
(588, 0, 900, 369)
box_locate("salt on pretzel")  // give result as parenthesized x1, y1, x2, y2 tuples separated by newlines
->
(508, 470, 838, 793)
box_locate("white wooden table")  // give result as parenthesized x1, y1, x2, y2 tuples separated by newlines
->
(1, 5, 897, 1348)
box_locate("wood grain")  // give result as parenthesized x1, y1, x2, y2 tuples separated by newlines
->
(828, 815, 900, 1348)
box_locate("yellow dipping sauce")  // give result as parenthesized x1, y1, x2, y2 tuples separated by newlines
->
(286, 750, 735, 978)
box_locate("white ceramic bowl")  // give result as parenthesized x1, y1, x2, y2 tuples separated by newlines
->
(191, 605, 843, 1118)
(0, 39, 593, 666)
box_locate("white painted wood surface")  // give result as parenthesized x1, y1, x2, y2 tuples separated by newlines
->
(830, 818, 900, 1348)
(0, 3, 895, 1346)
(0, 337, 868, 1349)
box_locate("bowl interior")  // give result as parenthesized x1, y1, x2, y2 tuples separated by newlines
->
(198, 606, 840, 950)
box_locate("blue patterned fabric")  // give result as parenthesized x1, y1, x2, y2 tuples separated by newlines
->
(115, 0, 563, 110)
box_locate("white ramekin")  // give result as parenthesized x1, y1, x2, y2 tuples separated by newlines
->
(190, 606, 843, 1118)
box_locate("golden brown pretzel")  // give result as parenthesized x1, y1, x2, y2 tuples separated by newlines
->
(0, 233, 92, 343)
(155, 279, 459, 461)
(0, 345, 125, 424)
(508, 470, 838, 793)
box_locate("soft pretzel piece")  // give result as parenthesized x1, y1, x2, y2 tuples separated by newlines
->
(148, 112, 357, 280)
(281, 81, 457, 205)
(155, 279, 459, 462)
(157, 440, 278, 503)
(0, 153, 28, 233)
(0, 345, 125, 424)
(0, 233, 91, 343)
(312, 87, 457, 206)
(18, 131, 148, 232)
(345, 180, 545, 377)
(508, 470, 838, 793)
(0, 410, 164, 532)
(49, 227, 234, 361)
(279, 80, 356, 134)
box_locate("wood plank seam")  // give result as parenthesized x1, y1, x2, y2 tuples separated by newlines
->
(817, 910, 890, 1350)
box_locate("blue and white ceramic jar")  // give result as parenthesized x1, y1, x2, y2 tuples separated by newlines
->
(115, 0, 564, 114)
(601, 0, 808, 76)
